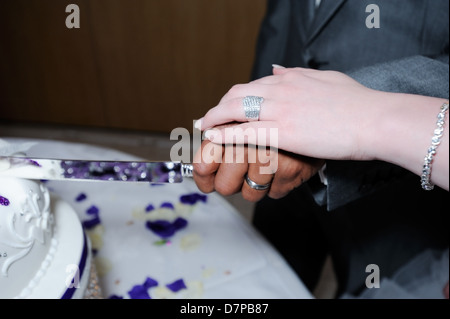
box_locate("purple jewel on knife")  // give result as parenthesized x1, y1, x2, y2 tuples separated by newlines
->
(0, 196, 10, 206)
(60, 161, 183, 183)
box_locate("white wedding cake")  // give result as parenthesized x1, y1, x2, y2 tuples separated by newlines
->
(0, 176, 97, 299)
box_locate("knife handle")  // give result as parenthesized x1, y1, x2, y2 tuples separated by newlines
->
(181, 163, 194, 178)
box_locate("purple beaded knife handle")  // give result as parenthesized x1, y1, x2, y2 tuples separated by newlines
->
(0, 156, 194, 183)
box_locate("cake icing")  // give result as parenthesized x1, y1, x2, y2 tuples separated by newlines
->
(0, 177, 93, 299)
(0, 177, 54, 298)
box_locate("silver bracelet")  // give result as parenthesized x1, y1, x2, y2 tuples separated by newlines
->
(421, 101, 449, 191)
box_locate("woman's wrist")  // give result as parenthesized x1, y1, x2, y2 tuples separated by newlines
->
(353, 90, 400, 162)
(367, 92, 448, 189)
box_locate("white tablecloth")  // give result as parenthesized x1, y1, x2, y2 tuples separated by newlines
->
(1, 138, 312, 299)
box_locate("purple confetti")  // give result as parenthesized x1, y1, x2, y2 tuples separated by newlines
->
(82, 218, 101, 230)
(82, 205, 101, 229)
(75, 193, 87, 202)
(146, 217, 188, 238)
(86, 205, 99, 215)
(0, 196, 10, 206)
(166, 279, 187, 293)
(109, 295, 124, 299)
(145, 204, 155, 212)
(128, 277, 158, 299)
(180, 193, 207, 205)
(160, 202, 174, 210)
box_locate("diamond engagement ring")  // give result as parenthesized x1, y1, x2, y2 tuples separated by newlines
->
(244, 174, 272, 191)
(243, 96, 264, 121)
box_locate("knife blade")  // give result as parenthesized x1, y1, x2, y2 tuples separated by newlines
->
(0, 156, 194, 183)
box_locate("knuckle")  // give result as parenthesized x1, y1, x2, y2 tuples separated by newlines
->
(192, 162, 213, 176)
(228, 83, 245, 95)
(277, 162, 303, 180)
(214, 180, 238, 196)
(283, 69, 302, 81)
(192, 178, 215, 194)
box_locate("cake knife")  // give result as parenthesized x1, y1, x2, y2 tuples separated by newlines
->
(0, 156, 194, 183)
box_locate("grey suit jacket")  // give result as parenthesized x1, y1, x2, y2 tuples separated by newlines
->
(251, 0, 449, 210)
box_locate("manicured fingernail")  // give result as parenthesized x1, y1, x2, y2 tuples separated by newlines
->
(272, 64, 285, 69)
(194, 118, 203, 130)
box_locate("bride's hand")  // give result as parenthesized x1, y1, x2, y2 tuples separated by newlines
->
(197, 67, 448, 191)
(198, 67, 381, 161)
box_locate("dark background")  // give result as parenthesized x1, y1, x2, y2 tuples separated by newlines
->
(0, 0, 266, 133)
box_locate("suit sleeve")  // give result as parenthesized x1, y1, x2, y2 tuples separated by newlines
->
(322, 54, 449, 211)
(250, 0, 292, 80)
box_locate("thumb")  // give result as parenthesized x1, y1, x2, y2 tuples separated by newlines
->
(272, 64, 290, 75)
(273, 65, 315, 76)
